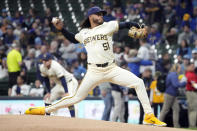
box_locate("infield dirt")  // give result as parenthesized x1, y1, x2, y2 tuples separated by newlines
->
(0, 115, 192, 131)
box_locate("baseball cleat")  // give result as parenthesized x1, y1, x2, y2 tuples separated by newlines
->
(143, 113, 167, 127)
(25, 107, 45, 115)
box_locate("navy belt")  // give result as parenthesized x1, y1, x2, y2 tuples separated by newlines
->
(88, 60, 115, 68)
(96, 62, 108, 67)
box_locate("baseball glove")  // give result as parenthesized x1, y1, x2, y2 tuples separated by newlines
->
(128, 26, 148, 39)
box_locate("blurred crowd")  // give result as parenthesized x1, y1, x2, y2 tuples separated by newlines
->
(0, 0, 197, 128)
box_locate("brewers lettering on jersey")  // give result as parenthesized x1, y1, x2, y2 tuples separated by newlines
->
(25, 6, 166, 127)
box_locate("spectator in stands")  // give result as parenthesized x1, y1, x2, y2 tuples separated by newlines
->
(70, 59, 86, 80)
(180, 13, 191, 29)
(147, 23, 161, 45)
(137, 39, 153, 73)
(3, 25, 17, 46)
(166, 27, 178, 45)
(144, 0, 163, 25)
(19, 30, 28, 49)
(138, 2, 146, 19)
(1, 19, 9, 35)
(127, 6, 138, 21)
(24, 48, 36, 71)
(12, 11, 24, 24)
(156, 52, 171, 74)
(114, 44, 124, 66)
(44, 8, 53, 29)
(150, 71, 164, 118)
(103, 2, 116, 22)
(27, 8, 36, 24)
(178, 24, 195, 45)
(43, 18, 51, 37)
(99, 82, 113, 121)
(28, 22, 40, 45)
(159, 63, 186, 128)
(162, 5, 176, 34)
(114, 7, 124, 21)
(177, 55, 183, 64)
(175, 0, 193, 23)
(78, 52, 87, 69)
(11, 75, 30, 96)
(111, 83, 125, 122)
(59, 39, 77, 64)
(49, 40, 61, 59)
(185, 61, 197, 128)
(192, 48, 197, 67)
(0, 46, 7, 79)
(13, 23, 22, 40)
(176, 39, 192, 58)
(7, 42, 22, 96)
(29, 80, 44, 97)
(20, 63, 27, 83)
(34, 37, 42, 57)
(180, 55, 190, 74)
(0, 9, 12, 22)
(190, 7, 197, 31)
(194, 39, 197, 49)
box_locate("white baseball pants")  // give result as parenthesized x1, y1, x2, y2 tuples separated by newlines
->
(46, 63, 153, 114)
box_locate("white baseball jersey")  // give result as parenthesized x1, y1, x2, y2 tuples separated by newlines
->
(75, 21, 119, 64)
(40, 60, 73, 84)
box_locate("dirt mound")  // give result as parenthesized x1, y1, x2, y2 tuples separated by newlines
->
(0, 115, 191, 131)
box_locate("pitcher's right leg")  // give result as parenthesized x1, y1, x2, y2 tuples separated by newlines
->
(25, 69, 103, 115)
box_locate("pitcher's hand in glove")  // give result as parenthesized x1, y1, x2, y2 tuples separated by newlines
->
(128, 26, 148, 39)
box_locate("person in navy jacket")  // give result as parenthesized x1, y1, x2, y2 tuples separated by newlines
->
(159, 63, 186, 128)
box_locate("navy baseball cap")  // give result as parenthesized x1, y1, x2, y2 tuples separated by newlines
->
(86, 6, 106, 17)
(42, 53, 53, 61)
(82, 6, 106, 28)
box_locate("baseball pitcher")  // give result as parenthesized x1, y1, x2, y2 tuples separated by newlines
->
(25, 6, 166, 126)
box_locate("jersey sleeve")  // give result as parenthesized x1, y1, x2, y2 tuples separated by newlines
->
(106, 21, 119, 35)
(53, 62, 65, 78)
(75, 32, 83, 44)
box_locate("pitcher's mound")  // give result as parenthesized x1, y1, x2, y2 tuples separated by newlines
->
(0, 115, 191, 131)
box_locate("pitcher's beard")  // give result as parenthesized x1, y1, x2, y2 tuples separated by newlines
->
(93, 18, 103, 26)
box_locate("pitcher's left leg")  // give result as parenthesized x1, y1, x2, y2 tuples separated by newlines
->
(107, 66, 166, 126)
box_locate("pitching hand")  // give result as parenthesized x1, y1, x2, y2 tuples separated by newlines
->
(52, 17, 63, 30)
